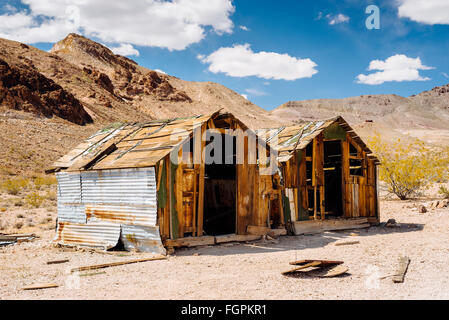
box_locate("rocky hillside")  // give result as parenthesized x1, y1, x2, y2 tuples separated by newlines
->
(0, 34, 280, 177)
(270, 85, 449, 145)
(0, 57, 91, 125)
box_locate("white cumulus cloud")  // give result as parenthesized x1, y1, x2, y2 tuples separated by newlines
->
(198, 44, 318, 81)
(398, 0, 449, 25)
(329, 14, 350, 25)
(356, 54, 434, 85)
(0, 0, 235, 50)
(109, 43, 140, 57)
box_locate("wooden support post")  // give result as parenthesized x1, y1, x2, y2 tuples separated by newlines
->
(320, 185, 325, 221)
(196, 124, 206, 237)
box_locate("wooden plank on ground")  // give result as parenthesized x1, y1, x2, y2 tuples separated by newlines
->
(289, 259, 344, 266)
(335, 240, 360, 246)
(22, 283, 59, 290)
(70, 256, 166, 273)
(215, 234, 262, 244)
(46, 259, 70, 265)
(393, 256, 410, 283)
(318, 265, 349, 277)
(164, 236, 215, 248)
(282, 261, 322, 275)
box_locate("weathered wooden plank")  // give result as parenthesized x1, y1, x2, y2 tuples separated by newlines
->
(292, 218, 370, 235)
(46, 259, 70, 265)
(215, 234, 262, 244)
(282, 261, 322, 275)
(71, 256, 166, 273)
(22, 283, 59, 290)
(393, 256, 410, 283)
(335, 240, 360, 246)
(164, 236, 215, 248)
(289, 259, 344, 266)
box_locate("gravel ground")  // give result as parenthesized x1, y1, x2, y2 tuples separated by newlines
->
(1, 199, 448, 300)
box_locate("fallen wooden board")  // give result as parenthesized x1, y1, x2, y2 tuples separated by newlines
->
(318, 265, 349, 278)
(289, 259, 344, 266)
(164, 236, 215, 248)
(47, 259, 70, 265)
(293, 218, 370, 235)
(22, 283, 59, 290)
(282, 261, 322, 275)
(70, 256, 166, 273)
(215, 234, 261, 244)
(393, 256, 410, 283)
(80, 271, 107, 277)
(335, 240, 360, 246)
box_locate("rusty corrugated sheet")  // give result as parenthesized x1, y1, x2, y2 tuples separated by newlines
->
(55, 168, 164, 252)
(54, 221, 121, 249)
(56, 172, 86, 223)
(120, 225, 166, 254)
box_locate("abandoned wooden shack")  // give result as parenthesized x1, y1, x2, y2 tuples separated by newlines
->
(257, 116, 380, 235)
(49, 110, 284, 254)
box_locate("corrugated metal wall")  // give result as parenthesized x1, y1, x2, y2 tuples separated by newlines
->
(55, 168, 165, 254)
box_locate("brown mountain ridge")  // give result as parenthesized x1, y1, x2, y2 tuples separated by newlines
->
(0, 34, 279, 177)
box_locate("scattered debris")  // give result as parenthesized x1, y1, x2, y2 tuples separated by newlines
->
(283, 259, 348, 278)
(335, 240, 360, 246)
(70, 255, 167, 273)
(393, 256, 411, 283)
(385, 219, 398, 228)
(418, 205, 427, 213)
(22, 283, 59, 290)
(289, 259, 344, 266)
(430, 201, 440, 209)
(0, 233, 38, 246)
(319, 265, 349, 278)
(47, 259, 70, 265)
(282, 261, 322, 275)
(437, 199, 449, 208)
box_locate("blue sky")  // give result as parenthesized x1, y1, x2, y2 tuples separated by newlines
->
(1, 0, 448, 110)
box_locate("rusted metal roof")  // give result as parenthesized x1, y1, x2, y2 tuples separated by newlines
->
(52, 110, 251, 171)
(257, 116, 379, 163)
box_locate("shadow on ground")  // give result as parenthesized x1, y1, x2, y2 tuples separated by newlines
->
(173, 221, 425, 257)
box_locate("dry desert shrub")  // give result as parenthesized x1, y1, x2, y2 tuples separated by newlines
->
(368, 135, 449, 200)
(14, 222, 23, 229)
(33, 176, 57, 190)
(25, 192, 44, 208)
(439, 186, 449, 199)
(1, 178, 30, 195)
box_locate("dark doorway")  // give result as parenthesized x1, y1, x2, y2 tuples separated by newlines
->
(323, 140, 343, 217)
(203, 133, 237, 236)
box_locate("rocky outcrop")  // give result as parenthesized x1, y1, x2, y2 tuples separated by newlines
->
(51, 33, 191, 102)
(0, 58, 92, 125)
